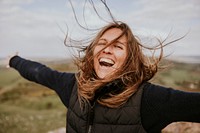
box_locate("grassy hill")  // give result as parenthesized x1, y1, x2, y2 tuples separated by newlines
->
(0, 59, 199, 133)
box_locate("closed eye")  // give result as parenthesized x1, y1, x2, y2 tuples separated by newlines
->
(114, 44, 123, 49)
(98, 39, 107, 46)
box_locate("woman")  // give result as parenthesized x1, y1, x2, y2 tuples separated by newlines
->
(8, 22, 200, 133)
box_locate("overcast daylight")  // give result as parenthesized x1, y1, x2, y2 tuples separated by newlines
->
(1, 1, 200, 133)
(0, 0, 200, 60)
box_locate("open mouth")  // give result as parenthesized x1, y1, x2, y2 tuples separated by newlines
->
(99, 58, 115, 67)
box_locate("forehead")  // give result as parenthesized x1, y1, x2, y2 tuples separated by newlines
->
(100, 28, 127, 43)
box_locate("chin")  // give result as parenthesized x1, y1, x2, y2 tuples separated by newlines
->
(96, 71, 114, 79)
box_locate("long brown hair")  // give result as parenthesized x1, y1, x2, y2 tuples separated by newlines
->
(66, 0, 185, 108)
(75, 21, 165, 108)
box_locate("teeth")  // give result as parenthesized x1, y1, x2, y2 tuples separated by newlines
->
(99, 58, 114, 65)
(99, 58, 115, 67)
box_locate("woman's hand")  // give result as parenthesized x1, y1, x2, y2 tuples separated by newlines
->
(6, 52, 18, 68)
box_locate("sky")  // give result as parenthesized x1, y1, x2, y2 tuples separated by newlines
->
(0, 0, 200, 59)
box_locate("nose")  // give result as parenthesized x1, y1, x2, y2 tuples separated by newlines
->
(103, 45, 113, 54)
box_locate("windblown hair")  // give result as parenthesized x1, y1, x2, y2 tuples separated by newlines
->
(75, 21, 165, 108)
(66, 0, 184, 108)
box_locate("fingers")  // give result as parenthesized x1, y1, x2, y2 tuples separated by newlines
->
(6, 52, 19, 68)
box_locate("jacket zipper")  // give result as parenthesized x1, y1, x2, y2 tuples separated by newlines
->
(87, 103, 95, 133)
(87, 125, 92, 133)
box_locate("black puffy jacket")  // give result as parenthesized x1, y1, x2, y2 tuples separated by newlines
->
(67, 82, 147, 133)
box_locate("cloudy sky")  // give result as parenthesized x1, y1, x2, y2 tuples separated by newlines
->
(0, 0, 200, 58)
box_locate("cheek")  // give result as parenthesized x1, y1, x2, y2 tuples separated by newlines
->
(93, 46, 103, 63)
(117, 51, 128, 67)
(93, 45, 101, 55)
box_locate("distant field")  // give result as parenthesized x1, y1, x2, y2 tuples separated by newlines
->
(0, 68, 20, 87)
(0, 59, 199, 133)
(152, 60, 200, 91)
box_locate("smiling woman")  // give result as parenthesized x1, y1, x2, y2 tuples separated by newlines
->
(76, 22, 162, 109)
(7, 0, 200, 133)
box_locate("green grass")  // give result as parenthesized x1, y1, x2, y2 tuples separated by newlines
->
(0, 78, 67, 133)
(0, 103, 66, 133)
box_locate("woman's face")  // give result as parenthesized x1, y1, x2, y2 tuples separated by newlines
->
(93, 28, 128, 79)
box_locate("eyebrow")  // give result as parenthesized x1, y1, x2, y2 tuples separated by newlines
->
(99, 38, 126, 46)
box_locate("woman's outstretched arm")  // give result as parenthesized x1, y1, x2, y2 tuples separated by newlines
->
(141, 82, 200, 132)
(9, 55, 75, 107)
